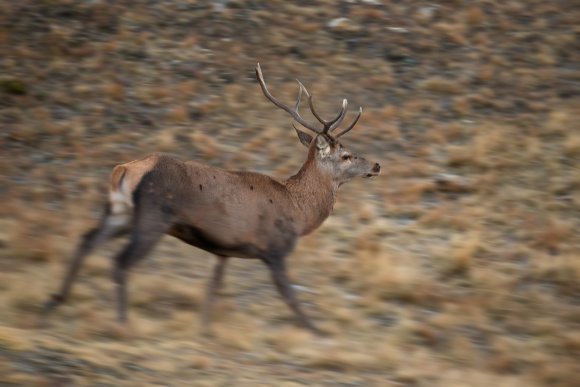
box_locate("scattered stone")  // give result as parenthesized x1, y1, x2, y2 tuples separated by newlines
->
(386, 27, 409, 33)
(433, 173, 474, 193)
(417, 6, 439, 22)
(327, 18, 362, 34)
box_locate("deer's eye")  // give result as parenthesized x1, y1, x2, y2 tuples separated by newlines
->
(342, 154, 351, 161)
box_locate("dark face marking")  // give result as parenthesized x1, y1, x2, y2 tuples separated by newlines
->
(199, 184, 203, 191)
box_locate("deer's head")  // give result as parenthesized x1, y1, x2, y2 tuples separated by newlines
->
(256, 64, 380, 186)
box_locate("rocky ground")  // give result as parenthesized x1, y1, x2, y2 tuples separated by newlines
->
(0, 1, 578, 386)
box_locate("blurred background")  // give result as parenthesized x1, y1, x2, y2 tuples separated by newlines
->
(0, 1, 578, 386)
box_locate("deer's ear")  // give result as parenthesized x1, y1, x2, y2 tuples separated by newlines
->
(294, 126, 313, 147)
(316, 135, 331, 157)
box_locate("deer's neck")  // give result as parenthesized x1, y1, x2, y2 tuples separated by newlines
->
(285, 157, 337, 236)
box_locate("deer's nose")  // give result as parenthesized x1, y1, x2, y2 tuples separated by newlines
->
(372, 163, 381, 173)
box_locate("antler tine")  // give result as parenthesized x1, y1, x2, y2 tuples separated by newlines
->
(334, 107, 363, 138)
(293, 82, 303, 112)
(256, 63, 321, 134)
(325, 99, 348, 130)
(327, 99, 348, 133)
(297, 80, 325, 126)
(298, 80, 348, 133)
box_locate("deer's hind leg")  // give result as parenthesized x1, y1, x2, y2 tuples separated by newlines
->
(111, 202, 175, 324)
(42, 205, 131, 319)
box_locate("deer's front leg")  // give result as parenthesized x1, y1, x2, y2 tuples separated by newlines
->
(263, 257, 322, 334)
(200, 255, 229, 333)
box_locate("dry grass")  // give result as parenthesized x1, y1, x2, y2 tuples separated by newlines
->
(1, 0, 578, 385)
(419, 76, 465, 95)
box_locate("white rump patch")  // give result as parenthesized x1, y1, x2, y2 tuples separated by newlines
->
(109, 189, 133, 215)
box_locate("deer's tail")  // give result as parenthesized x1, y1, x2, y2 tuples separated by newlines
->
(110, 165, 127, 193)
(109, 165, 132, 217)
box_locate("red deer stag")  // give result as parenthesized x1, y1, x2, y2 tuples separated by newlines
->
(42, 64, 381, 334)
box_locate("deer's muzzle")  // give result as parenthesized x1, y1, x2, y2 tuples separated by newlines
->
(365, 163, 381, 178)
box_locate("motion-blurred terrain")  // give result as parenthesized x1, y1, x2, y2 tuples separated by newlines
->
(0, 1, 578, 386)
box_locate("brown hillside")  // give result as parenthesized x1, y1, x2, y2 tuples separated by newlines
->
(0, 1, 578, 386)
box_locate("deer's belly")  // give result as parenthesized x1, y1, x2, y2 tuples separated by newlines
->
(167, 223, 297, 259)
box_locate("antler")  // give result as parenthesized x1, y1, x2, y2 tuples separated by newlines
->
(297, 81, 347, 132)
(300, 82, 363, 137)
(334, 107, 362, 138)
(256, 63, 321, 134)
(256, 63, 363, 138)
